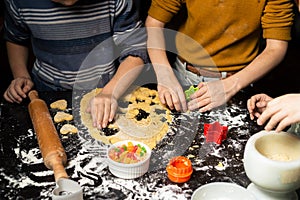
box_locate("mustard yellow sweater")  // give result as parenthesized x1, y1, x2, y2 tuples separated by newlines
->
(148, 0, 294, 72)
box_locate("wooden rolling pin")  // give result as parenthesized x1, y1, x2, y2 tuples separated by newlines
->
(28, 90, 68, 182)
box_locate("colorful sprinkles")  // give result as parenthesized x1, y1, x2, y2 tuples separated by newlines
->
(109, 141, 148, 164)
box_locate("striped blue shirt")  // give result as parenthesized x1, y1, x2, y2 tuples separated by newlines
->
(4, 0, 148, 90)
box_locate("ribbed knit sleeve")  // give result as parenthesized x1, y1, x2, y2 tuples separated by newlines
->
(148, 0, 184, 23)
(113, 0, 149, 64)
(4, 0, 31, 46)
(3, 0, 150, 89)
(262, 0, 294, 41)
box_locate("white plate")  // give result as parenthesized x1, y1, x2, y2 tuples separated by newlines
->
(191, 182, 256, 200)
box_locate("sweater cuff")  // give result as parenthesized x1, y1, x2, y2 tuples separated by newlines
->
(263, 27, 292, 41)
(119, 50, 150, 64)
(148, 3, 175, 23)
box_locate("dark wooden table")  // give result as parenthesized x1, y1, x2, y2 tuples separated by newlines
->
(0, 89, 298, 199)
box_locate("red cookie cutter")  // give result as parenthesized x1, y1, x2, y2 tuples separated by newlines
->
(204, 121, 228, 144)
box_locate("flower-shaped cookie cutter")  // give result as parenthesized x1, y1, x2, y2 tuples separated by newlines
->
(166, 156, 193, 183)
(204, 121, 228, 144)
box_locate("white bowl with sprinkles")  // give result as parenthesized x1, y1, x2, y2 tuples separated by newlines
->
(107, 140, 151, 179)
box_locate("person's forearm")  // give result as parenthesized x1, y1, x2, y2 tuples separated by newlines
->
(102, 56, 144, 99)
(146, 16, 173, 81)
(6, 41, 31, 79)
(295, 0, 300, 12)
(227, 39, 288, 94)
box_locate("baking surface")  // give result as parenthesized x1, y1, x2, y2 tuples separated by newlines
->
(0, 89, 298, 199)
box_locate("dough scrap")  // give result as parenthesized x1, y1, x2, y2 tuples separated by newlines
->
(50, 99, 67, 110)
(54, 112, 73, 123)
(60, 124, 78, 135)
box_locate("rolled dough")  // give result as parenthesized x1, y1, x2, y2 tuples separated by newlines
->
(80, 87, 172, 149)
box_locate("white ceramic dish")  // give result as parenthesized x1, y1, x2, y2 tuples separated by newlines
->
(244, 130, 300, 200)
(106, 140, 151, 179)
(191, 182, 256, 200)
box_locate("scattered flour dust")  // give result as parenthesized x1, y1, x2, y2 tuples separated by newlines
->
(7, 129, 55, 193)
(191, 103, 247, 172)
(206, 104, 247, 128)
(2, 98, 249, 199)
(152, 184, 191, 200)
(4, 125, 182, 199)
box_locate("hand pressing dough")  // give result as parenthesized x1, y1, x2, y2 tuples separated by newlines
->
(80, 87, 172, 149)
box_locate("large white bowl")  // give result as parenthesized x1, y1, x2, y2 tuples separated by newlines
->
(244, 131, 300, 192)
(106, 140, 151, 179)
(191, 182, 256, 200)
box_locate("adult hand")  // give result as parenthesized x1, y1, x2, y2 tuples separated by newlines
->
(188, 78, 238, 112)
(86, 92, 118, 129)
(3, 77, 34, 103)
(257, 94, 300, 132)
(247, 93, 273, 120)
(157, 72, 187, 112)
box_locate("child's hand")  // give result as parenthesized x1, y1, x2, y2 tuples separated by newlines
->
(3, 77, 34, 104)
(258, 94, 300, 132)
(247, 93, 273, 120)
(184, 85, 199, 101)
(87, 91, 118, 129)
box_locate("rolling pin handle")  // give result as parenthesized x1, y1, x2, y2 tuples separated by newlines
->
(45, 151, 69, 182)
(29, 90, 39, 101)
(52, 162, 69, 182)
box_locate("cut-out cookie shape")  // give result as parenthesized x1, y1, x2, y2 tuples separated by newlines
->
(50, 99, 68, 110)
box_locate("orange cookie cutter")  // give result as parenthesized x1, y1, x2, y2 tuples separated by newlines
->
(166, 156, 193, 183)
